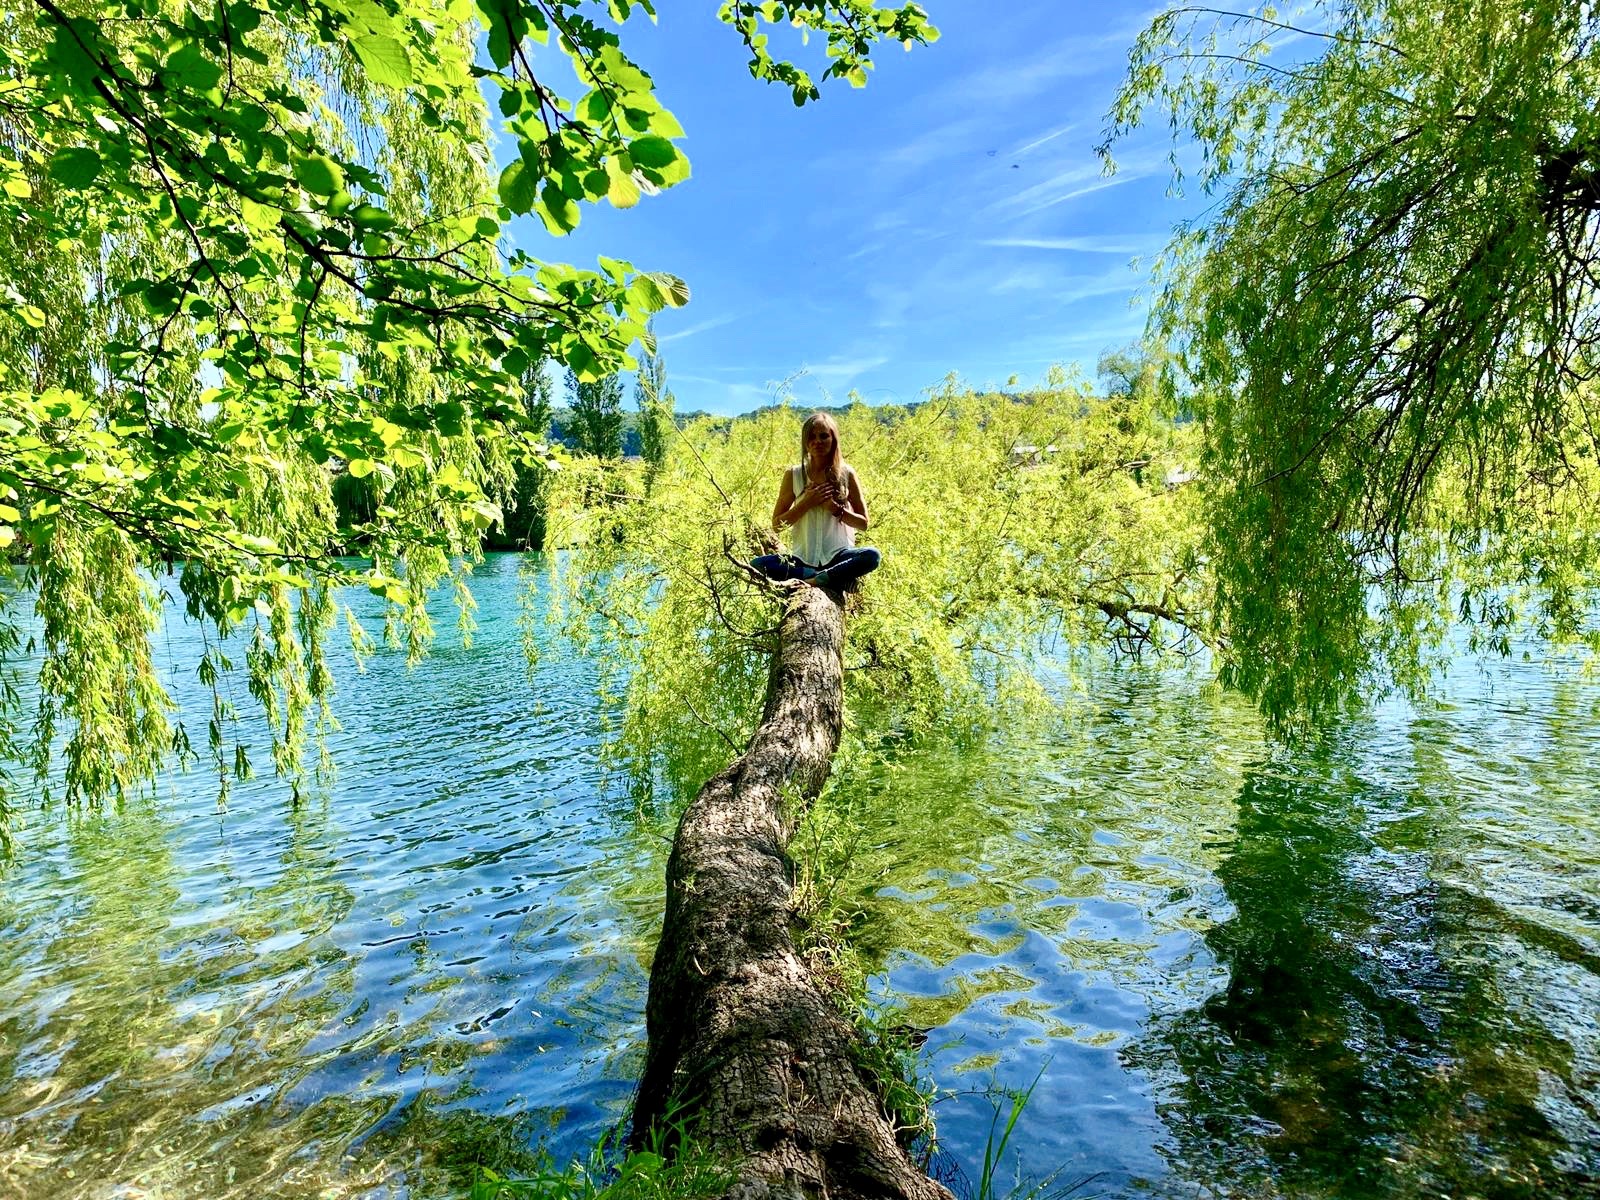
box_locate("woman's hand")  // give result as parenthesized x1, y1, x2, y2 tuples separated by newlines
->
(796, 480, 834, 512)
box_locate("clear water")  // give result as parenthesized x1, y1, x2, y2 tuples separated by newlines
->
(1, 554, 1596, 1198)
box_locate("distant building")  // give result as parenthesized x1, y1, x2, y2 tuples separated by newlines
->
(1010, 443, 1059, 465)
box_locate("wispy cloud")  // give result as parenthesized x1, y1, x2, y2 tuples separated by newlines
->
(988, 262, 1143, 303)
(989, 161, 1104, 213)
(942, 36, 1120, 107)
(981, 235, 1147, 254)
(882, 116, 989, 170)
(1025, 173, 1146, 216)
(1009, 121, 1084, 159)
(659, 313, 739, 345)
(803, 355, 891, 384)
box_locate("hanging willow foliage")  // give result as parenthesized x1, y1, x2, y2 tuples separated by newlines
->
(0, 0, 939, 841)
(1102, 0, 1600, 726)
(546, 383, 1214, 801)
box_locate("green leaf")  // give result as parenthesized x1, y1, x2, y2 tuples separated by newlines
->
(566, 340, 601, 380)
(627, 136, 678, 169)
(47, 18, 101, 82)
(606, 159, 641, 209)
(537, 182, 580, 235)
(351, 35, 414, 88)
(649, 109, 686, 138)
(240, 197, 279, 231)
(164, 42, 224, 91)
(646, 272, 690, 307)
(3, 177, 30, 199)
(347, 458, 375, 478)
(350, 203, 395, 230)
(498, 159, 537, 213)
(293, 154, 345, 196)
(47, 147, 102, 189)
(486, 20, 511, 69)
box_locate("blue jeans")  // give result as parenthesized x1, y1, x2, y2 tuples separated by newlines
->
(752, 547, 881, 588)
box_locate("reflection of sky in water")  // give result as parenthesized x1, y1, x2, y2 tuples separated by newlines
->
(0, 556, 666, 1198)
(842, 660, 1600, 1198)
(2, 558, 1598, 1198)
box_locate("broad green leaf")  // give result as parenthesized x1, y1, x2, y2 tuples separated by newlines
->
(293, 154, 345, 196)
(498, 159, 537, 213)
(352, 35, 414, 87)
(48, 147, 102, 189)
(537, 182, 580, 235)
(350, 203, 395, 229)
(240, 197, 279, 231)
(606, 160, 641, 208)
(627, 136, 678, 169)
(645, 272, 690, 307)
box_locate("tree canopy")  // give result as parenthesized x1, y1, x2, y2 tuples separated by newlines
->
(0, 0, 937, 833)
(547, 383, 1212, 801)
(565, 367, 624, 458)
(1102, 0, 1600, 726)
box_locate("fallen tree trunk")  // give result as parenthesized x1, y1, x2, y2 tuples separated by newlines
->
(632, 584, 952, 1200)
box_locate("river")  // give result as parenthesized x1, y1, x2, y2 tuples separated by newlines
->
(1, 553, 1596, 1198)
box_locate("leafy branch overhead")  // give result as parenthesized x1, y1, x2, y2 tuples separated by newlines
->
(0, 0, 936, 821)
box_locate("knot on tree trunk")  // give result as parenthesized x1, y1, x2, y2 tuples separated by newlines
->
(632, 585, 951, 1200)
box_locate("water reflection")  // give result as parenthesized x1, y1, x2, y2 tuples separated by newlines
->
(1, 560, 1597, 1198)
(834, 674, 1258, 1195)
(1129, 673, 1600, 1197)
(0, 556, 660, 1199)
(836, 661, 1600, 1197)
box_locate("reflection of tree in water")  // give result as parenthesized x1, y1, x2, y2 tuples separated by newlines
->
(0, 800, 368, 1200)
(1130, 725, 1595, 1199)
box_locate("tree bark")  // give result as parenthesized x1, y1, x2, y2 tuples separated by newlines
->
(632, 584, 952, 1200)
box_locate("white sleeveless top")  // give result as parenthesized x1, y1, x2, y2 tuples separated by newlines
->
(789, 463, 855, 566)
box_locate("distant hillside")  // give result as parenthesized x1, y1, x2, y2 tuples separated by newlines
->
(545, 390, 1099, 453)
(546, 407, 718, 456)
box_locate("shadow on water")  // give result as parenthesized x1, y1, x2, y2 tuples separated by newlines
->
(824, 670, 1260, 1196)
(825, 657, 1600, 1199)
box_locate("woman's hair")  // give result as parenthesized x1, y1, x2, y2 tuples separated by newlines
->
(800, 411, 845, 491)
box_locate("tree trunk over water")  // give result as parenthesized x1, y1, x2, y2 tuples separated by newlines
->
(632, 584, 952, 1200)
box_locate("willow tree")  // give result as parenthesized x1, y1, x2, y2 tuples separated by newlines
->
(0, 0, 938, 836)
(546, 383, 1211, 1192)
(1102, 0, 1600, 724)
(548, 380, 1215, 801)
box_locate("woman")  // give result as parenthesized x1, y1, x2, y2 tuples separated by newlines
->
(752, 411, 881, 590)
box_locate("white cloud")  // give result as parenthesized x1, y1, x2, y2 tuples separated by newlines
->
(659, 314, 739, 345)
(1020, 173, 1146, 216)
(1009, 121, 1084, 158)
(803, 355, 891, 383)
(882, 116, 989, 170)
(981, 235, 1148, 254)
(988, 262, 1143, 303)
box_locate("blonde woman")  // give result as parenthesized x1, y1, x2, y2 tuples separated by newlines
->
(752, 411, 881, 589)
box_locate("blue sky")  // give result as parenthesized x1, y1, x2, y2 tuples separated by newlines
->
(513, 2, 1208, 416)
